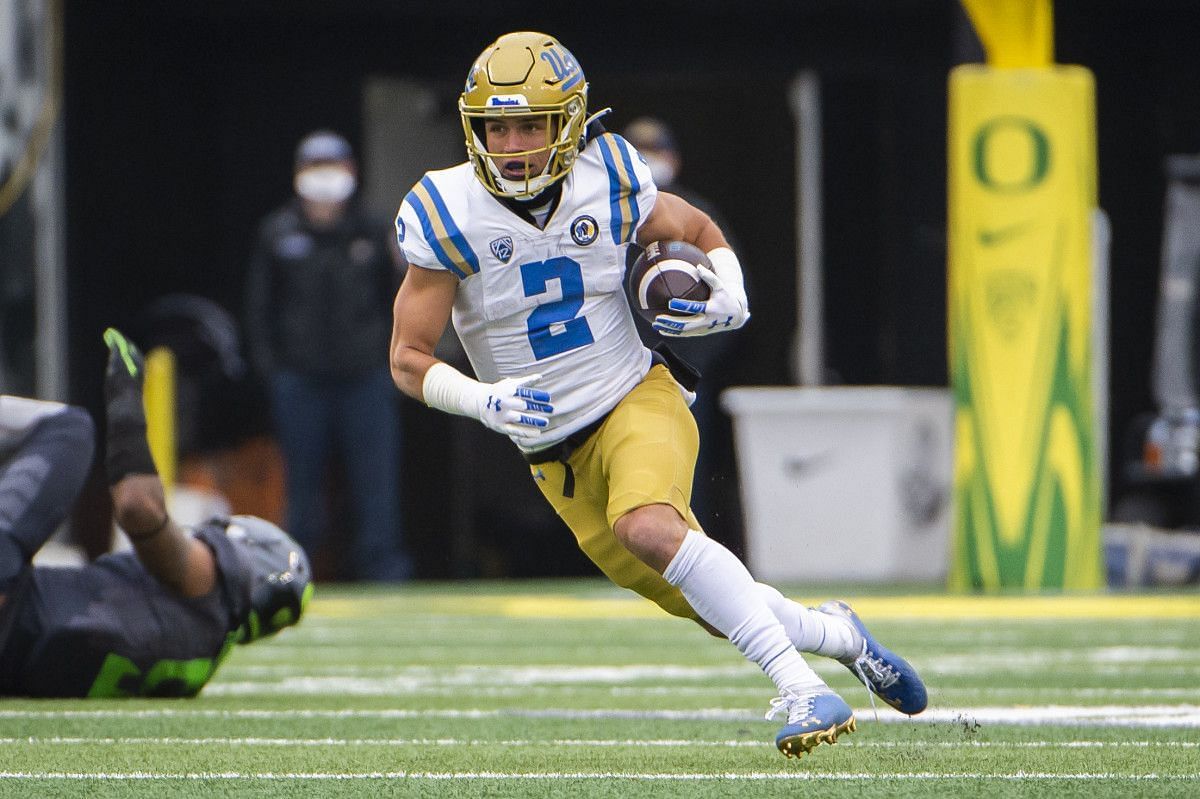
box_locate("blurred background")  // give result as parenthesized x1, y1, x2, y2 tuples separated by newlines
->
(4, 0, 1200, 584)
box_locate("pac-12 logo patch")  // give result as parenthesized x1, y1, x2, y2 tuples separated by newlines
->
(571, 215, 599, 246)
(489, 236, 514, 263)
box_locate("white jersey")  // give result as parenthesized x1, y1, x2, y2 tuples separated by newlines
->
(397, 131, 658, 452)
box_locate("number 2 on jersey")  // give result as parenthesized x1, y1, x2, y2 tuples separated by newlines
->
(521, 256, 595, 359)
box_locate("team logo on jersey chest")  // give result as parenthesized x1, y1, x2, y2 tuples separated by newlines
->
(570, 215, 599, 246)
(489, 236, 514, 264)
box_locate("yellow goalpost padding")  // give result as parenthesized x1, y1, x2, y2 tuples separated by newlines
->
(948, 0, 1104, 589)
(143, 346, 177, 495)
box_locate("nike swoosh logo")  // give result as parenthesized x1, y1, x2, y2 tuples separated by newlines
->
(978, 220, 1032, 247)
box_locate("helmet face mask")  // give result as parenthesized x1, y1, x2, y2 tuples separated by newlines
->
(460, 32, 588, 199)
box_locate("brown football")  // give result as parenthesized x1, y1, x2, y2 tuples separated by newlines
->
(626, 240, 712, 323)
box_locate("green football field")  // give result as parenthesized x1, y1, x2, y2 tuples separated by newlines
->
(1, 580, 1198, 798)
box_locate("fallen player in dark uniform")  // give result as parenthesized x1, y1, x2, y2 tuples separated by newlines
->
(0, 328, 311, 697)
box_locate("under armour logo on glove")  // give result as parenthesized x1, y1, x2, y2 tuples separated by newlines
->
(473, 374, 553, 443)
(652, 266, 749, 338)
(423, 364, 556, 446)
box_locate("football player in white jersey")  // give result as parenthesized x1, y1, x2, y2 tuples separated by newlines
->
(389, 31, 927, 756)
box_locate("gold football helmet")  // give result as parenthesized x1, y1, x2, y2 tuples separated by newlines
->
(460, 32, 589, 199)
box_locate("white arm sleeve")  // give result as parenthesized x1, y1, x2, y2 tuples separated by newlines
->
(420, 362, 480, 418)
(706, 246, 748, 307)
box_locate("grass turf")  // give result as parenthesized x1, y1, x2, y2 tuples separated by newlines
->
(0, 579, 1197, 798)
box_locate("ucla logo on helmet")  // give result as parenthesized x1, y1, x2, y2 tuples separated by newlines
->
(570, 215, 599, 246)
(490, 236, 514, 263)
(540, 46, 581, 89)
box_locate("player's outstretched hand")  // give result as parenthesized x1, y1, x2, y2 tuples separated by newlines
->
(102, 327, 158, 484)
(472, 374, 554, 444)
(652, 266, 750, 337)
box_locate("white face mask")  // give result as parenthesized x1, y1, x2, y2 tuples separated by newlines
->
(294, 166, 357, 203)
(643, 153, 677, 189)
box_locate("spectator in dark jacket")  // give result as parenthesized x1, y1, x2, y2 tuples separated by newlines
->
(244, 130, 411, 581)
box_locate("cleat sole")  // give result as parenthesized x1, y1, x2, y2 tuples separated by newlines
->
(777, 715, 857, 758)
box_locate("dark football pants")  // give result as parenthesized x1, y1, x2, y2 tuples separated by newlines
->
(0, 407, 95, 589)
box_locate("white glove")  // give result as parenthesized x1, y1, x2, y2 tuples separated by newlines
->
(422, 363, 553, 444)
(651, 247, 750, 337)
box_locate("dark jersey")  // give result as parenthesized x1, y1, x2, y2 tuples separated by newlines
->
(0, 522, 252, 698)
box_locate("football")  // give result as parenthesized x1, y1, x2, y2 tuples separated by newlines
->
(626, 240, 712, 323)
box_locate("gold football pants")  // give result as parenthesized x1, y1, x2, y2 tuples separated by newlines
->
(531, 365, 703, 621)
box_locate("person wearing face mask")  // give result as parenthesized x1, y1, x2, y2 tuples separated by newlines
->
(244, 130, 412, 582)
(621, 117, 746, 544)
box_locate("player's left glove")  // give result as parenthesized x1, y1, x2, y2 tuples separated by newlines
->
(103, 327, 159, 484)
(421, 362, 554, 446)
(651, 247, 750, 337)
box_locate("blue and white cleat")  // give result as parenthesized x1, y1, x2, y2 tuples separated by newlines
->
(766, 689, 856, 758)
(818, 599, 928, 715)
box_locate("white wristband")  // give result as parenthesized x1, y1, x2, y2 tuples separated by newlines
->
(706, 246, 746, 302)
(420, 362, 479, 419)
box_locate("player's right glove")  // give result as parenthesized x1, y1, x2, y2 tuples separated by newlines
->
(421, 362, 553, 445)
(651, 247, 750, 337)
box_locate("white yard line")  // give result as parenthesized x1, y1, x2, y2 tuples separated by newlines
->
(0, 736, 1196, 749)
(0, 771, 1195, 781)
(1, 705, 1199, 726)
(198, 680, 1200, 700)
(914, 705, 1200, 727)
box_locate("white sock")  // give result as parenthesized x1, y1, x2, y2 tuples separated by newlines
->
(755, 583, 860, 659)
(664, 530, 825, 694)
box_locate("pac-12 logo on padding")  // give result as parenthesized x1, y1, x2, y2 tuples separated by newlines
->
(490, 236, 514, 263)
(571, 215, 599, 246)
